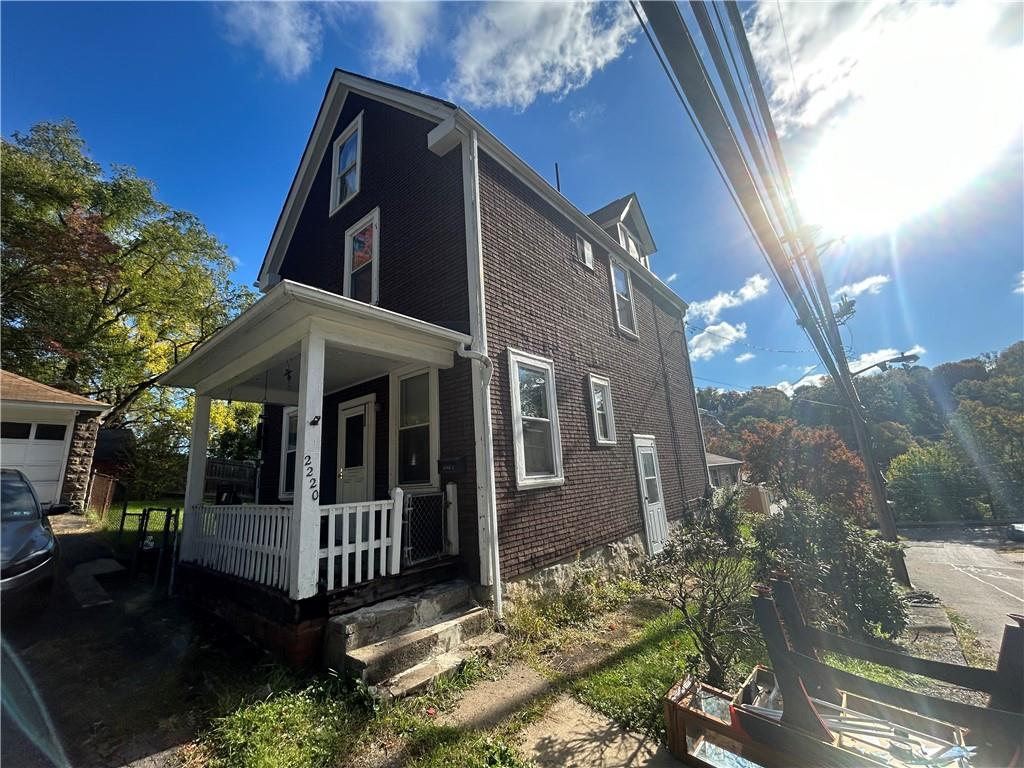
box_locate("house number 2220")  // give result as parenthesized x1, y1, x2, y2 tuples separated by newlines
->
(303, 455, 319, 501)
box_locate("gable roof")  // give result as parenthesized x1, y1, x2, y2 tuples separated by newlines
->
(256, 69, 684, 314)
(589, 192, 657, 255)
(0, 370, 109, 411)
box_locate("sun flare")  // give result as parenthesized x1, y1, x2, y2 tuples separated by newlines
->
(794, 3, 1023, 237)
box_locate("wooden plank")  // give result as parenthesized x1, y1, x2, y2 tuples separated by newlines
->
(390, 488, 404, 575)
(354, 504, 363, 583)
(341, 506, 350, 588)
(326, 507, 336, 591)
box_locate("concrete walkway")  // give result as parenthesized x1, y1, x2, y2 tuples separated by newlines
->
(520, 695, 677, 768)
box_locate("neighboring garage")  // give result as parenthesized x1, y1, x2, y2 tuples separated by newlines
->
(0, 370, 108, 509)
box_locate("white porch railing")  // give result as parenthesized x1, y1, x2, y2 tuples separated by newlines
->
(319, 488, 404, 592)
(184, 504, 292, 592)
(181, 484, 461, 598)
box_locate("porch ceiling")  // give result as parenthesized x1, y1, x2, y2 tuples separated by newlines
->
(161, 280, 472, 404)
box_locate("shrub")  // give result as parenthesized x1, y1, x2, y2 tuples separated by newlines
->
(750, 491, 907, 639)
(640, 491, 755, 687)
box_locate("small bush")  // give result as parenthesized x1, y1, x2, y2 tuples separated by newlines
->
(750, 491, 908, 638)
(640, 491, 755, 687)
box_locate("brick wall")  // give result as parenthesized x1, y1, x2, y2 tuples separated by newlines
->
(478, 152, 708, 579)
(278, 93, 470, 332)
(61, 412, 100, 512)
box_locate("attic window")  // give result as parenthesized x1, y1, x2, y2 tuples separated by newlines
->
(575, 234, 594, 269)
(330, 112, 363, 215)
(619, 224, 649, 270)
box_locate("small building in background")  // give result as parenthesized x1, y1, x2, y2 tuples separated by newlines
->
(0, 370, 109, 509)
(706, 452, 744, 489)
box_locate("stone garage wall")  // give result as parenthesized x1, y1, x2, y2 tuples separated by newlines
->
(61, 412, 100, 511)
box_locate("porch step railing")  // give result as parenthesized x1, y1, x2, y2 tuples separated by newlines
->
(318, 489, 404, 593)
(184, 504, 291, 592)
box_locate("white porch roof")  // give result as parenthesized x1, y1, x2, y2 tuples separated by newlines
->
(161, 280, 472, 404)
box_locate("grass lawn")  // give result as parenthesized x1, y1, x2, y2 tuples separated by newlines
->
(93, 498, 184, 554)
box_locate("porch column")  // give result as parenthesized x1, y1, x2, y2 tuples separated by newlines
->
(182, 394, 211, 561)
(288, 326, 325, 599)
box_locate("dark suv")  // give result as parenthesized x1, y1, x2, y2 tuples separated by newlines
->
(1, 468, 67, 603)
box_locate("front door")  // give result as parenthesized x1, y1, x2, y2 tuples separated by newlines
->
(633, 435, 669, 554)
(338, 396, 375, 503)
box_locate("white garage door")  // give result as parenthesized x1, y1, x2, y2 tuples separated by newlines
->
(1, 420, 71, 505)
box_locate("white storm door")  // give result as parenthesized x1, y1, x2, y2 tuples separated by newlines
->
(338, 397, 374, 503)
(633, 435, 669, 554)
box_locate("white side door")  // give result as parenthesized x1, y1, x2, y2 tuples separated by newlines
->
(633, 435, 669, 554)
(337, 397, 375, 503)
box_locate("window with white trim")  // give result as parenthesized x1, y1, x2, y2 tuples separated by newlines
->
(280, 407, 298, 498)
(619, 223, 650, 270)
(575, 234, 594, 269)
(344, 207, 379, 305)
(587, 374, 616, 445)
(610, 262, 638, 336)
(508, 349, 564, 489)
(397, 371, 431, 486)
(330, 112, 362, 214)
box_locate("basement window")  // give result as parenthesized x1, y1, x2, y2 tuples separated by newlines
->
(508, 349, 564, 489)
(330, 112, 363, 215)
(610, 262, 638, 337)
(588, 374, 616, 445)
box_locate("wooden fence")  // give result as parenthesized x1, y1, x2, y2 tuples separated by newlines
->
(86, 471, 121, 520)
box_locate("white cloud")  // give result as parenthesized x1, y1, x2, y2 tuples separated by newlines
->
(1015, 271, 1024, 295)
(446, 2, 637, 110)
(776, 373, 828, 397)
(691, 321, 747, 360)
(221, 2, 324, 80)
(689, 274, 770, 322)
(367, 2, 440, 77)
(848, 345, 926, 375)
(747, 1, 1023, 234)
(735, 352, 756, 363)
(568, 102, 606, 125)
(665, 272, 678, 284)
(832, 274, 890, 299)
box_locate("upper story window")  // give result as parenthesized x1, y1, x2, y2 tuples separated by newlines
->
(330, 112, 363, 215)
(588, 374, 616, 445)
(344, 207, 380, 305)
(610, 262, 638, 337)
(508, 349, 564, 489)
(280, 407, 298, 498)
(575, 234, 594, 269)
(619, 223, 651, 270)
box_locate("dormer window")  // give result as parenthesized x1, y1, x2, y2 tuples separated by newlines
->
(330, 112, 363, 214)
(618, 224, 650, 270)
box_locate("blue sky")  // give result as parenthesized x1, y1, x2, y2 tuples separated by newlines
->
(3, 1, 1022, 393)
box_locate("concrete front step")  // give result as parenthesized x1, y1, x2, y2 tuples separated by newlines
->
(325, 580, 471, 661)
(376, 631, 508, 700)
(347, 606, 492, 685)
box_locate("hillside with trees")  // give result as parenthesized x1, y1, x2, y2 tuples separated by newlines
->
(699, 340, 1024, 522)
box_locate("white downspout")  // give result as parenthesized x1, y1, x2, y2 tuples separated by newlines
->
(457, 122, 504, 620)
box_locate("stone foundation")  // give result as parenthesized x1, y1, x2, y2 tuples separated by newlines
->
(61, 413, 100, 512)
(503, 531, 649, 605)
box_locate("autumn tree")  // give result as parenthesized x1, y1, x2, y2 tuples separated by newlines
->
(1, 121, 254, 424)
(740, 419, 871, 522)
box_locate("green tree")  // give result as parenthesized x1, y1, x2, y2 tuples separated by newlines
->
(1, 121, 253, 424)
(887, 442, 984, 521)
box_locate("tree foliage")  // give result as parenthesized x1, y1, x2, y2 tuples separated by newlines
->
(750, 492, 907, 639)
(739, 419, 871, 522)
(1, 121, 254, 423)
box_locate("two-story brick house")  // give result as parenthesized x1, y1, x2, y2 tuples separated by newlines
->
(162, 70, 709, 671)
